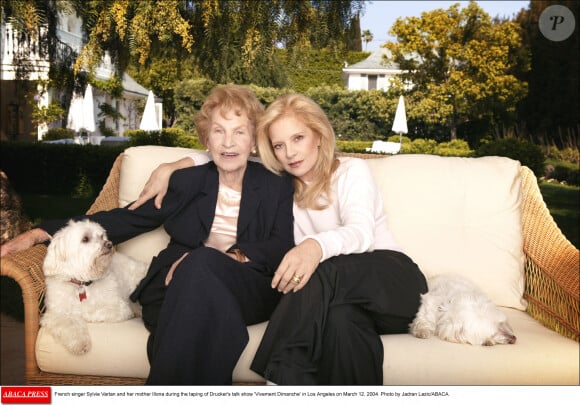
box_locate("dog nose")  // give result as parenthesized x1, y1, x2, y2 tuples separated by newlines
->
(508, 335, 517, 344)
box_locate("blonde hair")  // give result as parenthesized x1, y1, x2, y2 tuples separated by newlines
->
(257, 93, 338, 209)
(194, 84, 264, 146)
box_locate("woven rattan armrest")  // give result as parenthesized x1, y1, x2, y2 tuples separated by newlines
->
(519, 166, 579, 341)
(85, 153, 124, 215)
(1, 244, 46, 381)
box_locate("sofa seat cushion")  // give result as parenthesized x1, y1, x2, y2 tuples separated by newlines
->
(36, 318, 150, 379)
(35, 309, 578, 384)
(381, 308, 579, 385)
(366, 154, 526, 310)
(35, 319, 268, 383)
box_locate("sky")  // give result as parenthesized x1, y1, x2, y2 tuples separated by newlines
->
(360, 1, 530, 51)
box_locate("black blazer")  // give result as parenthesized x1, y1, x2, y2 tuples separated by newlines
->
(41, 160, 295, 300)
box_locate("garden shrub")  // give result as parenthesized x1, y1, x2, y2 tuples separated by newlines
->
(305, 87, 392, 141)
(0, 142, 124, 196)
(386, 135, 411, 144)
(434, 139, 473, 157)
(548, 161, 580, 186)
(125, 128, 204, 149)
(336, 140, 372, 153)
(475, 138, 545, 176)
(558, 147, 580, 165)
(408, 138, 438, 154)
(173, 78, 217, 135)
(43, 128, 75, 141)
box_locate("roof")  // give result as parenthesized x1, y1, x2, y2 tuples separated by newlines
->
(95, 66, 150, 98)
(119, 73, 150, 98)
(343, 48, 400, 72)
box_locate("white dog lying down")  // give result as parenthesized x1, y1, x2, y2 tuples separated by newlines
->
(409, 274, 517, 346)
(42, 219, 148, 355)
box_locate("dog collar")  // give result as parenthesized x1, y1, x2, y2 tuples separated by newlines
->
(69, 279, 93, 302)
(69, 279, 93, 287)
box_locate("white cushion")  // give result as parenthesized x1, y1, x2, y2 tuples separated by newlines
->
(36, 318, 268, 383)
(36, 318, 150, 379)
(366, 154, 526, 310)
(35, 308, 579, 384)
(116, 146, 209, 264)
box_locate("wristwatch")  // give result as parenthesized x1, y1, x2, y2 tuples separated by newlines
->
(229, 248, 248, 263)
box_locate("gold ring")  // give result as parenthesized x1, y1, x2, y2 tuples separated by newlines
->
(291, 275, 302, 284)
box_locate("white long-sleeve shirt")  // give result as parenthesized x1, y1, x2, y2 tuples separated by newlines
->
(294, 157, 402, 262)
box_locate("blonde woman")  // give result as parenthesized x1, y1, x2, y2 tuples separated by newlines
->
(129, 93, 427, 385)
(250, 94, 427, 384)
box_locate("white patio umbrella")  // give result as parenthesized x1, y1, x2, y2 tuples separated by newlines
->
(140, 90, 160, 131)
(66, 92, 84, 132)
(366, 96, 409, 155)
(392, 95, 408, 137)
(375, 95, 408, 154)
(81, 84, 96, 133)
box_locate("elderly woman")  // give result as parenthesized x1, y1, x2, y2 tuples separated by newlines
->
(0, 85, 295, 385)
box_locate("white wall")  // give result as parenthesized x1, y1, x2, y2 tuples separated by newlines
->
(347, 73, 394, 91)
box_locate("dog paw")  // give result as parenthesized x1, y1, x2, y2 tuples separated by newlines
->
(410, 319, 435, 339)
(65, 336, 92, 355)
(411, 328, 432, 339)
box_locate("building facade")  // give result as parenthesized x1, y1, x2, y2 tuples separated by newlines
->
(342, 48, 402, 91)
(1, 12, 152, 142)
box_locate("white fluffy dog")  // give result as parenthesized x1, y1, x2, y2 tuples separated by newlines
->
(41, 219, 148, 355)
(410, 274, 516, 346)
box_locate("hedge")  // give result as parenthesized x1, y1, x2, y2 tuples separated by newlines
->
(0, 142, 125, 196)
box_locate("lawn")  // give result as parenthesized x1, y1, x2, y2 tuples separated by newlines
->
(19, 194, 94, 224)
(538, 182, 579, 248)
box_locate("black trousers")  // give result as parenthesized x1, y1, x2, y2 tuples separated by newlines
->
(139, 247, 281, 385)
(250, 250, 427, 385)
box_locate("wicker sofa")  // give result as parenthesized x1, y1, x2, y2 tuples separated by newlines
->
(1, 145, 578, 386)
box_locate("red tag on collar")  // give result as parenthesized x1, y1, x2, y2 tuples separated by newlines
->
(78, 287, 87, 302)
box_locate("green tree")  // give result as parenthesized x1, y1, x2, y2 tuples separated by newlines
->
(385, 1, 528, 140)
(3, 0, 364, 81)
(172, 78, 217, 136)
(361, 29, 373, 50)
(66, 0, 364, 84)
(69, 0, 194, 75)
(515, 1, 579, 145)
(3, 0, 366, 128)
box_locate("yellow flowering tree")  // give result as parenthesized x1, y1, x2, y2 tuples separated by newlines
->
(385, 1, 529, 140)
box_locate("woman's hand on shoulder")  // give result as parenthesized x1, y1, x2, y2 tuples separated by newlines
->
(0, 228, 51, 257)
(272, 239, 322, 294)
(129, 158, 195, 210)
